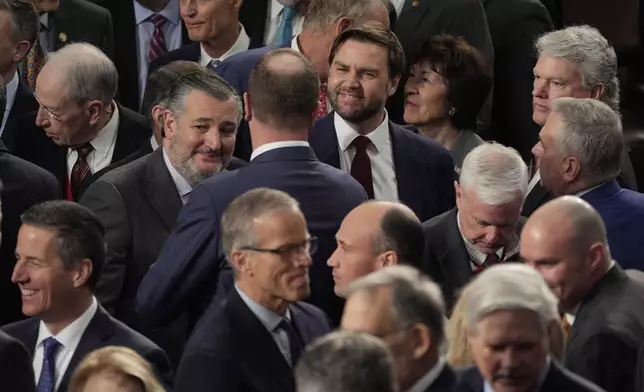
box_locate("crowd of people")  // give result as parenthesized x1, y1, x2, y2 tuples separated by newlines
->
(0, 0, 644, 391)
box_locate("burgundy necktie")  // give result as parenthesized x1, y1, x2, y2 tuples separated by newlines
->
(148, 14, 168, 63)
(473, 253, 501, 273)
(70, 143, 94, 194)
(350, 135, 374, 199)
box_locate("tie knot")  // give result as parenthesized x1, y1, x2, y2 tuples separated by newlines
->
(150, 13, 166, 28)
(282, 7, 297, 22)
(42, 337, 61, 359)
(484, 253, 500, 266)
(76, 143, 94, 158)
(352, 135, 371, 151)
(207, 59, 221, 71)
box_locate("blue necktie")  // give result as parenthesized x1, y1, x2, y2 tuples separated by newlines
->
(278, 318, 303, 367)
(207, 59, 221, 72)
(274, 7, 297, 48)
(37, 337, 61, 392)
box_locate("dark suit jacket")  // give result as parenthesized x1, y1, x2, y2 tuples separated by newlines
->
(564, 265, 644, 392)
(1, 79, 38, 150)
(2, 304, 174, 392)
(136, 146, 367, 328)
(454, 361, 605, 392)
(424, 364, 457, 392)
(483, 0, 553, 162)
(420, 208, 525, 313)
(175, 287, 332, 392)
(239, 0, 269, 44)
(0, 141, 60, 326)
(50, 0, 114, 58)
(309, 113, 456, 222)
(12, 104, 151, 200)
(0, 330, 35, 392)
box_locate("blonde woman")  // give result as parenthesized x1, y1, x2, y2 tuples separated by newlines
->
(68, 346, 166, 392)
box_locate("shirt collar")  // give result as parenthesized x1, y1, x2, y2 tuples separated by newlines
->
(39, 13, 49, 30)
(270, 0, 288, 21)
(573, 182, 607, 197)
(235, 285, 291, 332)
(250, 141, 310, 161)
(291, 34, 301, 52)
(162, 147, 192, 198)
(36, 296, 98, 349)
(150, 135, 159, 151)
(82, 102, 119, 163)
(199, 24, 250, 67)
(133, 0, 181, 26)
(456, 210, 520, 265)
(334, 111, 390, 153)
(4, 71, 19, 108)
(407, 358, 446, 392)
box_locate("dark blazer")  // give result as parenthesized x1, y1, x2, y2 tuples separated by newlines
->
(425, 364, 457, 392)
(50, 0, 114, 58)
(0, 330, 35, 392)
(420, 208, 525, 313)
(1, 79, 38, 150)
(91, 0, 191, 111)
(564, 265, 644, 392)
(309, 113, 456, 222)
(482, 0, 553, 162)
(0, 140, 60, 326)
(454, 361, 605, 392)
(239, 0, 269, 44)
(136, 146, 367, 328)
(12, 104, 151, 200)
(174, 287, 332, 392)
(2, 305, 174, 392)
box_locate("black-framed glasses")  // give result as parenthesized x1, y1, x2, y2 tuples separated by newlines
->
(240, 236, 318, 259)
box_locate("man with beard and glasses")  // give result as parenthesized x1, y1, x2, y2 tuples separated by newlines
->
(454, 263, 605, 392)
(80, 68, 243, 368)
(309, 23, 455, 223)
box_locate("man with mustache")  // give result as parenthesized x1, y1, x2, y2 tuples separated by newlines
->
(80, 67, 243, 368)
(309, 23, 456, 222)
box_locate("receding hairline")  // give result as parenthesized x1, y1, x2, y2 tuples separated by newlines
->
(262, 52, 313, 76)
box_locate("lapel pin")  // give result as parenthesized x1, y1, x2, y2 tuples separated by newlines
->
(412, 1, 420, 6)
(59, 32, 67, 43)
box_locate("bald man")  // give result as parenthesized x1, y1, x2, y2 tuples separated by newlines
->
(521, 196, 644, 392)
(327, 201, 424, 296)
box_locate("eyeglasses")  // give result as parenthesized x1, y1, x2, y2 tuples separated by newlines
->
(33, 92, 63, 122)
(240, 237, 318, 259)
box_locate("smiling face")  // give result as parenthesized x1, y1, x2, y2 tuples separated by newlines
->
(403, 61, 450, 126)
(180, 0, 239, 43)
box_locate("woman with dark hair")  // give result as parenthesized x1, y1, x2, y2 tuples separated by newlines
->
(404, 35, 492, 173)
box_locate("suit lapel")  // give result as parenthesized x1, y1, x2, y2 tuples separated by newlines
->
(442, 210, 474, 291)
(143, 149, 183, 231)
(522, 182, 551, 216)
(112, 104, 137, 163)
(395, 0, 432, 48)
(309, 114, 341, 168)
(2, 81, 37, 149)
(390, 122, 423, 216)
(7, 319, 39, 356)
(240, 0, 269, 43)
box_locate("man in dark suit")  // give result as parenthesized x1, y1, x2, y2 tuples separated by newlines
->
(421, 143, 528, 313)
(175, 188, 332, 391)
(535, 98, 644, 270)
(12, 43, 151, 201)
(310, 24, 455, 222)
(522, 196, 644, 392)
(136, 49, 367, 328)
(217, 0, 391, 161)
(342, 266, 457, 392)
(0, 330, 35, 392)
(80, 69, 245, 368)
(3, 201, 173, 392)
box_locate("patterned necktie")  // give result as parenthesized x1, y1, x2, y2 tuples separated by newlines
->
(351, 135, 375, 199)
(277, 318, 303, 367)
(149, 14, 168, 62)
(274, 7, 297, 47)
(37, 337, 61, 392)
(70, 143, 94, 194)
(26, 38, 46, 88)
(315, 82, 328, 120)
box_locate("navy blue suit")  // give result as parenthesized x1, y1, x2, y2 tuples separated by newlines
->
(136, 146, 367, 327)
(309, 113, 456, 222)
(174, 288, 331, 392)
(579, 180, 644, 270)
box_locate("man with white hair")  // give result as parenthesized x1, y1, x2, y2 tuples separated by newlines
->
(420, 143, 528, 312)
(534, 97, 644, 270)
(12, 43, 152, 201)
(522, 196, 644, 392)
(454, 263, 604, 392)
(524, 25, 636, 216)
(341, 265, 455, 392)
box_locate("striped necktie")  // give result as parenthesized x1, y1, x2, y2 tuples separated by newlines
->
(70, 143, 94, 195)
(149, 14, 168, 62)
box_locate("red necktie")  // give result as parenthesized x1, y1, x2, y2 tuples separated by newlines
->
(473, 253, 501, 273)
(316, 82, 328, 120)
(149, 14, 168, 63)
(70, 143, 94, 196)
(350, 136, 374, 199)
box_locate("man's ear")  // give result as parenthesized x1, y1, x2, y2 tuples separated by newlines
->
(243, 92, 252, 122)
(72, 259, 93, 288)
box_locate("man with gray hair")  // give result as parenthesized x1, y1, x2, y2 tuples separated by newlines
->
(175, 187, 332, 391)
(12, 42, 151, 201)
(524, 24, 636, 216)
(420, 143, 528, 312)
(295, 330, 398, 392)
(80, 67, 243, 367)
(341, 265, 455, 392)
(454, 263, 604, 392)
(522, 196, 644, 392)
(535, 97, 644, 269)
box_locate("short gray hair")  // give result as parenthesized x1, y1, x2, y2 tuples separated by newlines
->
(221, 188, 301, 262)
(47, 43, 118, 105)
(536, 25, 619, 110)
(551, 97, 623, 185)
(459, 143, 529, 206)
(295, 330, 397, 392)
(346, 265, 446, 347)
(304, 0, 389, 32)
(463, 264, 559, 335)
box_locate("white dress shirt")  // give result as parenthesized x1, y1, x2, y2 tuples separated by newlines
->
(527, 169, 541, 195)
(150, 135, 159, 151)
(251, 140, 310, 161)
(0, 71, 19, 136)
(264, 0, 304, 47)
(66, 103, 120, 179)
(133, 0, 183, 105)
(390, 0, 406, 16)
(162, 147, 193, 204)
(335, 111, 399, 202)
(199, 24, 251, 68)
(456, 211, 520, 270)
(407, 358, 447, 392)
(32, 297, 98, 389)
